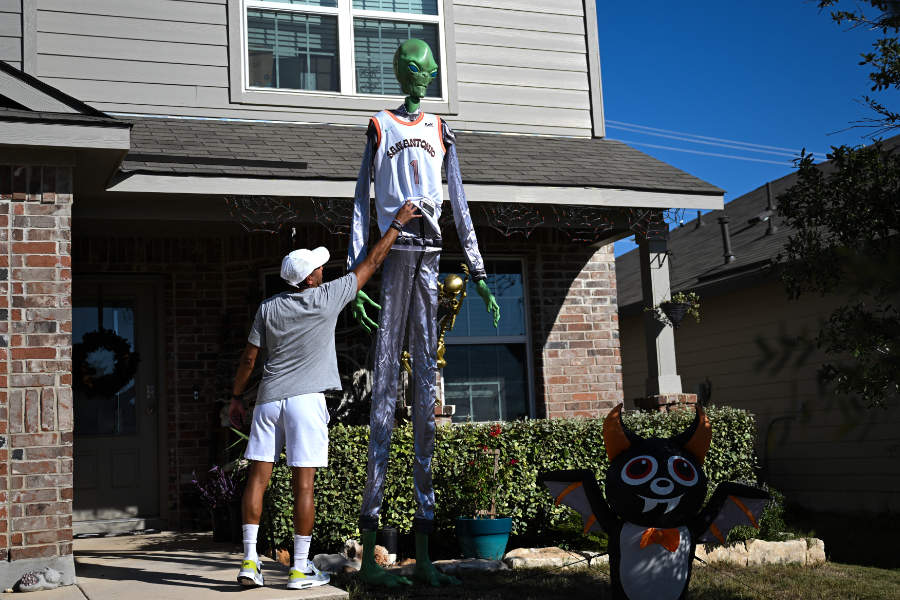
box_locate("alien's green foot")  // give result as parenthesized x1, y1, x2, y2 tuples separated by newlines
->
(357, 530, 412, 588)
(412, 562, 461, 587)
(357, 562, 412, 588)
(413, 531, 461, 587)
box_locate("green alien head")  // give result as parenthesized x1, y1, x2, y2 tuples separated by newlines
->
(393, 39, 438, 112)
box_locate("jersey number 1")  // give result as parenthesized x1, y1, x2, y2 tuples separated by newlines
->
(410, 160, 420, 186)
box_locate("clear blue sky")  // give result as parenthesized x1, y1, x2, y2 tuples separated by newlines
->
(598, 1, 899, 256)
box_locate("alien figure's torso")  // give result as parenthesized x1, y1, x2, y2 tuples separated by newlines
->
(370, 110, 446, 240)
(617, 522, 692, 600)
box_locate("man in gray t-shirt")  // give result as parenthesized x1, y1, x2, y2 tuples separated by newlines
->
(228, 201, 420, 590)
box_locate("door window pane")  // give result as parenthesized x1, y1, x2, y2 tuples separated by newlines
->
(353, 0, 438, 15)
(248, 10, 340, 91)
(354, 19, 440, 96)
(73, 304, 137, 436)
(443, 344, 528, 423)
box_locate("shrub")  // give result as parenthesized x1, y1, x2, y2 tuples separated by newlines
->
(258, 405, 761, 553)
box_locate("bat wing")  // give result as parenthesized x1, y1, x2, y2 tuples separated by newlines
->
(538, 469, 612, 534)
(694, 482, 771, 544)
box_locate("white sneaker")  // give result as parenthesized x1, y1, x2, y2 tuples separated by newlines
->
(237, 558, 264, 587)
(287, 560, 330, 589)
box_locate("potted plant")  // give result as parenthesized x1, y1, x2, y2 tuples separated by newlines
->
(454, 424, 517, 560)
(652, 291, 701, 329)
(192, 464, 244, 543)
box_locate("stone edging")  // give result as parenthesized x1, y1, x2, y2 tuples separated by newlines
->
(502, 539, 826, 569)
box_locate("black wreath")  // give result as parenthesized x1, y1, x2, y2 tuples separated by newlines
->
(73, 328, 140, 397)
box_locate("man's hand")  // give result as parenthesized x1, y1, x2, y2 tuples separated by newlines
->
(229, 397, 247, 429)
(394, 200, 422, 226)
(351, 289, 382, 333)
(475, 279, 501, 328)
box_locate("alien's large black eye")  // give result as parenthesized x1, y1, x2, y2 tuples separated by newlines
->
(667, 456, 698, 486)
(621, 455, 657, 485)
(408, 64, 420, 73)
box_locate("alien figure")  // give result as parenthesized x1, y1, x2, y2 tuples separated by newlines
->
(346, 39, 501, 587)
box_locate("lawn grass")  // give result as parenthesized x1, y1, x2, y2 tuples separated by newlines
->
(332, 562, 900, 599)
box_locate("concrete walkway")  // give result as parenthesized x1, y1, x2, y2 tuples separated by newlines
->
(1, 532, 348, 600)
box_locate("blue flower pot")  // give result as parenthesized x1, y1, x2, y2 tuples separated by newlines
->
(456, 517, 512, 560)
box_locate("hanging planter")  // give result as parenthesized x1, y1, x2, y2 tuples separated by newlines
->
(648, 291, 701, 329)
(659, 301, 690, 329)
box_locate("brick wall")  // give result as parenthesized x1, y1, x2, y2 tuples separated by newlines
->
(443, 227, 624, 419)
(0, 164, 75, 582)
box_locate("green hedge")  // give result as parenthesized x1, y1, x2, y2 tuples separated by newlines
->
(259, 405, 760, 552)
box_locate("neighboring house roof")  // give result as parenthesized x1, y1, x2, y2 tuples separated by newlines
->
(615, 134, 900, 310)
(120, 116, 723, 195)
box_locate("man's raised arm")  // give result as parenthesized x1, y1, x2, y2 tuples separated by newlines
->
(352, 201, 420, 291)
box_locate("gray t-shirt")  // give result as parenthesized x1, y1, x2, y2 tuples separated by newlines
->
(248, 272, 357, 404)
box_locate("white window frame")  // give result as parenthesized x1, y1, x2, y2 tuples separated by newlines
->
(442, 256, 536, 422)
(228, 0, 459, 114)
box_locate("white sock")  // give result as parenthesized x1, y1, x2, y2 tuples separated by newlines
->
(242, 524, 259, 562)
(294, 535, 312, 572)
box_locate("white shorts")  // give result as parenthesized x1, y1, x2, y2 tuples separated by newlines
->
(244, 393, 330, 467)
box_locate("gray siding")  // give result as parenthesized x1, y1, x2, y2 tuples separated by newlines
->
(0, 0, 21, 69)
(33, 0, 595, 136)
(618, 279, 900, 515)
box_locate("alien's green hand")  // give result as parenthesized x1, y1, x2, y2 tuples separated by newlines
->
(475, 279, 500, 329)
(351, 290, 381, 333)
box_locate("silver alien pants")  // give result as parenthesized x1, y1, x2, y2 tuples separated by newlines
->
(359, 248, 439, 533)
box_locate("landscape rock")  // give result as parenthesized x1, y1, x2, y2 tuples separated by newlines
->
(578, 550, 609, 566)
(747, 539, 806, 566)
(696, 542, 749, 566)
(314, 553, 360, 573)
(433, 559, 508, 574)
(16, 568, 62, 592)
(503, 547, 586, 569)
(805, 538, 826, 565)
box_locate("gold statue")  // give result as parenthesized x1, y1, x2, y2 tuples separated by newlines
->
(401, 263, 470, 373)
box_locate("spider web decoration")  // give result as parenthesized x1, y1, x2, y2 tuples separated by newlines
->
(224, 195, 298, 234)
(628, 209, 676, 241)
(552, 205, 618, 243)
(311, 198, 353, 236)
(482, 203, 545, 238)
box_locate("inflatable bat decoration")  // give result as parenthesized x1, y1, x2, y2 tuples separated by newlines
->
(539, 404, 769, 600)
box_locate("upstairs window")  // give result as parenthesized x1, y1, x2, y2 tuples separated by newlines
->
(242, 0, 443, 98)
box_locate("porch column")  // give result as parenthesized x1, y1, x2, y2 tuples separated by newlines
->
(638, 237, 682, 396)
(0, 164, 75, 589)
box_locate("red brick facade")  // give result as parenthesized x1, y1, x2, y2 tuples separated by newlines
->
(0, 165, 74, 565)
(539, 243, 623, 418)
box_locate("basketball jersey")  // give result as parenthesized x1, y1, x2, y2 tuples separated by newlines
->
(370, 110, 446, 241)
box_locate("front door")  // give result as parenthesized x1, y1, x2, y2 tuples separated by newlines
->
(72, 279, 160, 533)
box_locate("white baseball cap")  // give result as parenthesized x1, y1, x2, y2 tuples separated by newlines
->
(280, 247, 329, 286)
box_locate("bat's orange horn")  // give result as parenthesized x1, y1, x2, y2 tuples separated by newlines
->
(683, 404, 712, 465)
(603, 404, 631, 461)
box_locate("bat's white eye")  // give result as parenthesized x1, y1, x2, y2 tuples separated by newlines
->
(668, 456, 698, 486)
(621, 455, 657, 485)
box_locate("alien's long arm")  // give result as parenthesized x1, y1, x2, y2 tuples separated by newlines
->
(347, 127, 376, 271)
(444, 127, 485, 281)
(444, 123, 500, 326)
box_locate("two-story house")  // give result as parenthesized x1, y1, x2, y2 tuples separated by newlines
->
(0, 0, 722, 587)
